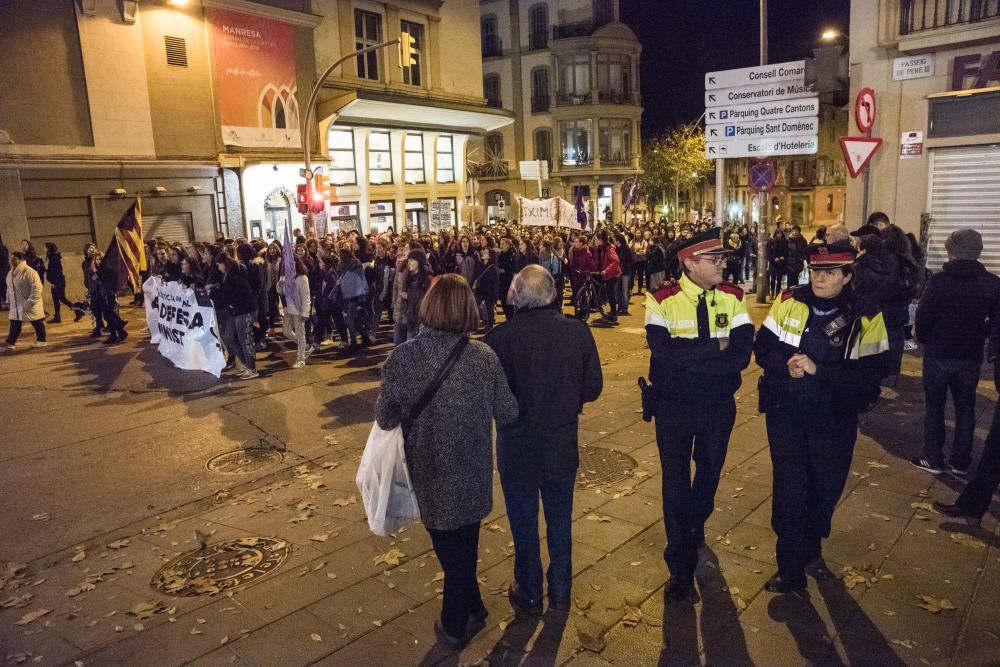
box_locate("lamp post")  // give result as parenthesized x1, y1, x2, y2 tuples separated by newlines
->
(300, 38, 401, 234)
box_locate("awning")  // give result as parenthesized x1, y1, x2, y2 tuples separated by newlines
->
(317, 89, 514, 135)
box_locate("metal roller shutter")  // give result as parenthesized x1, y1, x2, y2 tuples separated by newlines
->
(145, 212, 194, 244)
(926, 145, 1000, 274)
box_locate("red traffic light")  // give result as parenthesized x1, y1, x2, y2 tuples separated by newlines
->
(296, 183, 310, 214)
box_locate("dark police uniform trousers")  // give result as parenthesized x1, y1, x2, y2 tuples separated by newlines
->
(654, 395, 737, 578)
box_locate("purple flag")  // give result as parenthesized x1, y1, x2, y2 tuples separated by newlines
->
(575, 188, 587, 230)
(281, 222, 300, 307)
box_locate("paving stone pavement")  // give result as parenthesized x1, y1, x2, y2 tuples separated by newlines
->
(1, 294, 999, 667)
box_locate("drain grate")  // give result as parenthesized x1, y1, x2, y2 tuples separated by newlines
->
(576, 446, 637, 489)
(207, 445, 283, 474)
(151, 537, 289, 596)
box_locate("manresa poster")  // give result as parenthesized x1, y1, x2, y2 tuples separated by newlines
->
(209, 9, 300, 148)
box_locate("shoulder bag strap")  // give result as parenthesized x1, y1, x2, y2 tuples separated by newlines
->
(402, 336, 469, 437)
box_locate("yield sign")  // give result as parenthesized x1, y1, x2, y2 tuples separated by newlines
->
(839, 136, 882, 178)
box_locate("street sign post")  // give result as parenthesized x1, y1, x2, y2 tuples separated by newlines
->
(748, 159, 776, 192)
(706, 97, 820, 124)
(705, 61, 806, 90)
(707, 116, 819, 141)
(706, 136, 818, 159)
(855, 87, 876, 135)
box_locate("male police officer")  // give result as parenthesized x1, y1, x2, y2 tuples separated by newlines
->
(645, 230, 754, 600)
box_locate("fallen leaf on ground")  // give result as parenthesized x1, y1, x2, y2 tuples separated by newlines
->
(892, 638, 916, 649)
(0, 594, 33, 609)
(31, 513, 51, 522)
(189, 627, 203, 635)
(866, 460, 889, 469)
(332, 496, 357, 507)
(910, 502, 937, 513)
(107, 539, 131, 550)
(623, 603, 642, 627)
(840, 566, 870, 590)
(373, 549, 405, 567)
(65, 582, 97, 598)
(869, 513, 892, 522)
(915, 594, 956, 614)
(574, 597, 592, 611)
(15, 608, 51, 625)
(431, 572, 444, 583)
(311, 633, 323, 642)
(577, 626, 607, 652)
(130, 600, 168, 619)
(309, 533, 330, 543)
(950, 533, 987, 549)
(72, 550, 86, 563)
(586, 514, 612, 523)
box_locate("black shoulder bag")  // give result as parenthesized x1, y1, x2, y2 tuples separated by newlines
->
(401, 336, 469, 440)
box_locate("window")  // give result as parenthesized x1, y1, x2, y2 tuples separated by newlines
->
(597, 54, 631, 102)
(481, 16, 501, 58)
(599, 119, 632, 165)
(534, 129, 552, 164)
(594, 0, 614, 26)
(484, 74, 502, 108)
(355, 9, 381, 81)
(368, 131, 392, 184)
(400, 20, 423, 86)
(405, 199, 428, 232)
(486, 132, 503, 158)
(328, 129, 357, 185)
(370, 200, 396, 233)
(559, 54, 590, 99)
(404, 133, 425, 184)
(329, 202, 360, 235)
(436, 135, 455, 183)
(529, 5, 548, 50)
(560, 119, 592, 166)
(531, 68, 550, 113)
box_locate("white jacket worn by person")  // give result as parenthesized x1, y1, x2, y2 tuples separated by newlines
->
(6, 262, 44, 322)
(278, 274, 311, 317)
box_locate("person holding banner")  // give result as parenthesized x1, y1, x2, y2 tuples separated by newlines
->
(211, 254, 258, 380)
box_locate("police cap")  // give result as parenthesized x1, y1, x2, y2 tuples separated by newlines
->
(676, 229, 730, 264)
(807, 242, 857, 269)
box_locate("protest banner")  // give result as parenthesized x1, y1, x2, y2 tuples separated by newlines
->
(517, 197, 558, 227)
(142, 276, 226, 377)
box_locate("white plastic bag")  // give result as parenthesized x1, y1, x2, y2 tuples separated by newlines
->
(356, 422, 421, 536)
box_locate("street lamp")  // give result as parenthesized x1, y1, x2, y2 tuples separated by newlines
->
(821, 28, 849, 42)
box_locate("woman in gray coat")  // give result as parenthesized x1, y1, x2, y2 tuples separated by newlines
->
(375, 273, 518, 649)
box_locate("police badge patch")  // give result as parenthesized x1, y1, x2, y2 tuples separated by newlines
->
(715, 312, 729, 328)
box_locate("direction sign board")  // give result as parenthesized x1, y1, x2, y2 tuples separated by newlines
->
(706, 97, 819, 125)
(705, 61, 806, 90)
(706, 136, 818, 159)
(705, 80, 814, 108)
(839, 137, 882, 178)
(707, 116, 819, 141)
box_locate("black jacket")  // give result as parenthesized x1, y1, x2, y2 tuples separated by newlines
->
(212, 267, 257, 316)
(486, 307, 603, 482)
(915, 259, 1000, 362)
(472, 261, 499, 304)
(617, 242, 635, 275)
(46, 253, 66, 286)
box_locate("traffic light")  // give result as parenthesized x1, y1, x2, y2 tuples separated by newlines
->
(308, 173, 327, 214)
(296, 183, 310, 214)
(399, 31, 416, 68)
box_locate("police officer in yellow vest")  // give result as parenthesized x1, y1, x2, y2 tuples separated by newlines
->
(645, 230, 754, 600)
(754, 242, 889, 593)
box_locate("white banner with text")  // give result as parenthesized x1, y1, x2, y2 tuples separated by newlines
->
(142, 276, 226, 378)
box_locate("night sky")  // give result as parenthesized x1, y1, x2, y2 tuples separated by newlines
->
(620, 0, 851, 134)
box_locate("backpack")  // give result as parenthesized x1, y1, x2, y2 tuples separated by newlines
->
(896, 254, 927, 301)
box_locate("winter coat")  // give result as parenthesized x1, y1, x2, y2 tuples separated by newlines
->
(594, 243, 622, 281)
(338, 258, 368, 301)
(45, 253, 67, 287)
(404, 274, 431, 327)
(472, 261, 499, 305)
(486, 307, 603, 482)
(280, 274, 312, 317)
(375, 329, 518, 530)
(212, 267, 257, 316)
(6, 262, 45, 321)
(569, 246, 596, 274)
(646, 244, 666, 275)
(27, 255, 46, 285)
(392, 265, 408, 324)
(616, 242, 635, 275)
(162, 261, 183, 283)
(455, 252, 477, 285)
(915, 259, 1000, 362)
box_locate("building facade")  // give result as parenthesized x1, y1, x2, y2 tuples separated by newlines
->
(0, 0, 509, 271)
(476, 0, 642, 225)
(848, 0, 1000, 271)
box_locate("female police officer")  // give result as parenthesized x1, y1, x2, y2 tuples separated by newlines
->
(754, 242, 890, 593)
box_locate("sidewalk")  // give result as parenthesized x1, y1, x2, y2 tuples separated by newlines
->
(0, 299, 998, 666)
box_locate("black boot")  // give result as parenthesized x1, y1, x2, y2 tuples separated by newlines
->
(764, 572, 807, 594)
(73, 308, 85, 322)
(89, 328, 102, 338)
(103, 334, 121, 345)
(664, 575, 694, 601)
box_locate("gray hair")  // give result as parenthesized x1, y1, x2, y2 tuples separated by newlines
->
(826, 224, 850, 244)
(508, 265, 556, 309)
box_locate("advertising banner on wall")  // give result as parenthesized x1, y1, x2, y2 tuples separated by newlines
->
(208, 9, 300, 148)
(142, 277, 226, 378)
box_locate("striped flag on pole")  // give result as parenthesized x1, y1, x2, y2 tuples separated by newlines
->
(103, 198, 147, 294)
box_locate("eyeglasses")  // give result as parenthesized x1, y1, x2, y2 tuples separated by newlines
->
(694, 256, 727, 266)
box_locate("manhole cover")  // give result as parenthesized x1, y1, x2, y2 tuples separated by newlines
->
(151, 537, 289, 596)
(207, 448, 283, 474)
(577, 446, 637, 489)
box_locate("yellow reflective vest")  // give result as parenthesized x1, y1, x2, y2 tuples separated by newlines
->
(761, 291, 889, 360)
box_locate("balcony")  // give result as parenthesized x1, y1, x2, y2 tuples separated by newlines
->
(900, 0, 1000, 35)
(482, 38, 503, 58)
(601, 155, 633, 168)
(596, 90, 639, 106)
(559, 152, 593, 169)
(531, 95, 551, 113)
(556, 92, 593, 106)
(553, 21, 594, 40)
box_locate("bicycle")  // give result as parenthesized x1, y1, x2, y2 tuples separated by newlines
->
(572, 271, 609, 323)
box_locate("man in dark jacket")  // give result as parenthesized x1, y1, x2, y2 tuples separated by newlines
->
(486, 265, 603, 614)
(784, 225, 807, 288)
(912, 229, 1000, 476)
